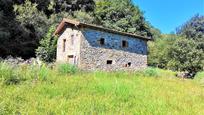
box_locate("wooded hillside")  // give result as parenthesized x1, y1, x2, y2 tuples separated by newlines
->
(0, 0, 154, 58)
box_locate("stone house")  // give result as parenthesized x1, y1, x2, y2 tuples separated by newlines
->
(54, 18, 151, 71)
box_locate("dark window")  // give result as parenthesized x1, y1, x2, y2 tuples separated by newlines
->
(68, 55, 74, 58)
(67, 55, 75, 65)
(99, 38, 105, 45)
(122, 40, 128, 48)
(63, 39, 66, 52)
(107, 60, 112, 65)
(125, 62, 131, 67)
(128, 62, 131, 67)
(71, 35, 74, 45)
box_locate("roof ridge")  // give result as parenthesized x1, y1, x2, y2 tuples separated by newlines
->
(55, 18, 151, 41)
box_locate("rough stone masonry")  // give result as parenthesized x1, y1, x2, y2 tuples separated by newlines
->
(54, 19, 151, 71)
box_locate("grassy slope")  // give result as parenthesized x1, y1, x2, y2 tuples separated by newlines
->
(0, 70, 204, 115)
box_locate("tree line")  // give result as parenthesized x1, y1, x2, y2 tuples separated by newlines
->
(149, 15, 204, 76)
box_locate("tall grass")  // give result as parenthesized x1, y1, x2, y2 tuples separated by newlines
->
(0, 62, 79, 85)
(0, 62, 13, 80)
(57, 63, 78, 75)
(194, 71, 204, 85)
(0, 62, 25, 85)
(0, 62, 203, 114)
(143, 67, 159, 77)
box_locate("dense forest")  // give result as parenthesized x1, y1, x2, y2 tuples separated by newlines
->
(0, 0, 203, 76)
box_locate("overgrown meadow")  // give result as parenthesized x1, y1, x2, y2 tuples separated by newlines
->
(0, 61, 204, 114)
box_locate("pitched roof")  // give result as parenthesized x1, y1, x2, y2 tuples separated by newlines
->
(54, 18, 151, 41)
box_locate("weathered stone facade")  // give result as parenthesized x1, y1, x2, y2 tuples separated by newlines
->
(56, 19, 149, 71)
(57, 26, 81, 65)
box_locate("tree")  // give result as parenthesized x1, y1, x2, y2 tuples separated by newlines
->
(94, 0, 152, 37)
(174, 14, 204, 75)
(36, 26, 57, 62)
(176, 15, 204, 52)
(149, 14, 204, 77)
(0, 0, 96, 59)
(148, 34, 177, 68)
(53, 0, 95, 14)
(0, 0, 42, 58)
(1, 0, 157, 59)
(73, 11, 94, 24)
(168, 38, 204, 76)
(14, 0, 49, 40)
(176, 14, 204, 41)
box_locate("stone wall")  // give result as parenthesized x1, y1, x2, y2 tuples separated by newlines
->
(56, 26, 81, 66)
(79, 28, 148, 71)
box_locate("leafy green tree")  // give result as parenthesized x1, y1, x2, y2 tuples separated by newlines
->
(0, 0, 96, 59)
(0, 0, 41, 58)
(36, 26, 57, 62)
(148, 34, 177, 68)
(94, 0, 152, 37)
(14, 0, 49, 40)
(177, 15, 204, 52)
(177, 15, 204, 41)
(149, 15, 204, 76)
(175, 14, 204, 74)
(52, 0, 95, 14)
(73, 11, 94, 23)
(168, 38, 204, 75)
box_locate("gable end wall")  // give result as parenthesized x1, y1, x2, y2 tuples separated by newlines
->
(56, 26, 82, 66)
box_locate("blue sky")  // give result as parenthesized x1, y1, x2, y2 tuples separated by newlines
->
(133, 0, 204, 33)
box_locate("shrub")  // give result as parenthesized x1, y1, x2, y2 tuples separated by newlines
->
(36, 26, 57, 63)
(194, 71, 204, 84)
(0, 62, 24, 85)
(143, 67, 159, 77)
(57, 63, 78, 75)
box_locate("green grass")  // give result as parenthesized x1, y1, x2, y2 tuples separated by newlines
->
(194, 71, 204, 85)
(0, 63, 204, 115)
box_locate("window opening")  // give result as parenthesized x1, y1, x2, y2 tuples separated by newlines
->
(71, 35, 74, 45)
(128, 62, 131, 67)
(63, 39, 66, 52)
(107, 60, 112, 65)
(122, 40, 128, 48)
(99, 38, 105, 45)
